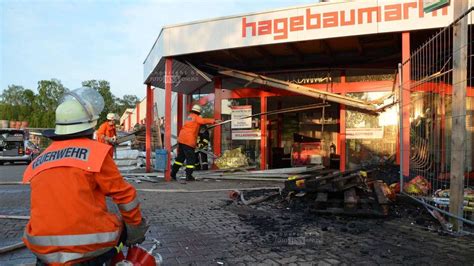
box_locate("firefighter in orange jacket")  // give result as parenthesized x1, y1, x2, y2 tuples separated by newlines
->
(171, 105, 217, 181)
(96, 113, 117, 157)
(22, 87, 148, 265)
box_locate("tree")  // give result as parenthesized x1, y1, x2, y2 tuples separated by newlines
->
(116, 94, 140, 117)
(32, 79, 68, 128)
(1, 79, 141, 129)
(0, 85, 27, 106)
(119, 95, 140, 108)
(0, 85, 36, 122)
(82, 80, 119, 125)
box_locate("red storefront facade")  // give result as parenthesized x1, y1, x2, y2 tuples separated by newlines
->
(142, 1, 457, 180)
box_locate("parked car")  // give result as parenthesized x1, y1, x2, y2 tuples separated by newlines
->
(0, 129, 40, 165)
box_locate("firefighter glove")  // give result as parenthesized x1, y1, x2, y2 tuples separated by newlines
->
(125, 218, 149, 246)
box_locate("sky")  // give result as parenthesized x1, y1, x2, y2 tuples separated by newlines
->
(1, 0, 318, 99)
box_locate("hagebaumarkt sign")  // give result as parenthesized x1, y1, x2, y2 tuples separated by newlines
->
(231, 105, 252, 129)
(232, 130, 261, 140)
(423, 0, 450, 13)
(145, 0, 454, 80)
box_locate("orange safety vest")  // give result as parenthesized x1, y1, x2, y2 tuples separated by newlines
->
(23, 138, 142, 265)
(177, 113, 215, 148)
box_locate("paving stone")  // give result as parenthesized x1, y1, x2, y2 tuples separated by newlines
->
(297, 262, 314, 266)
(317, 261, 331, 266)
(260, 258, 281, 265)
(276, 256, 298, 264)
(324, 258, 341, 265)
(2, 178, 474, 265)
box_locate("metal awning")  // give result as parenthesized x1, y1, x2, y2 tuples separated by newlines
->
(215, 65, 379, 112)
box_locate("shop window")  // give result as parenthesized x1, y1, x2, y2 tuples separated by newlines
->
(221, 98, 261, 168)
(267, 96, 339, 169)
(345, 92, 398, 170)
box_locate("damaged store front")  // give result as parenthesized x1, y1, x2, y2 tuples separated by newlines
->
(142, 0, 452, 179)
(187, 68, 398, 172)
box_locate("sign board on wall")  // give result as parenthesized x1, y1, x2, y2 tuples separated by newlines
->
(231, 105, 252, 129)
(346, 128, 384, 139)
(423, 0, 450, 13)
(145, 0, 456, 80)
(232, 130, 261, 140)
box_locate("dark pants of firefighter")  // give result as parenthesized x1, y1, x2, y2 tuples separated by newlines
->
(171, 143, 196, 179)
(195, 152, 209, 170)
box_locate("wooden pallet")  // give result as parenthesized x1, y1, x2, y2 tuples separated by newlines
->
(285, 169, 389, 216)
(312, 188, 387, 217)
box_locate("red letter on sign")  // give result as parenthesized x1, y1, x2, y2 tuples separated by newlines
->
(385, 4, 402, 21)
(323, 11, 339, 28)
(290, 16, 304, 32)
(258, 20, 272, 35)
(403, 2, 417, 20)
(306, 8, 321, 30)
(274, 18, 288, 40)
(358, 7, 381, 24)
(242, 17, 256, 38)
(340, 10, 355, 26)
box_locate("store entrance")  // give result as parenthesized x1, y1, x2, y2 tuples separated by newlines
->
(266, 96, 340, 169)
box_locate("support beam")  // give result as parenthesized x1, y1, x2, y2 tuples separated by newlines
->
(402, 32, 411, 177)
(145, 84, 153, 173)
(213, 78, 222, 161)
(449, 0, 468, 232)
(216, 66, 377, 112)
(165, 57, 173, 181)
(260, 95, 267, 170)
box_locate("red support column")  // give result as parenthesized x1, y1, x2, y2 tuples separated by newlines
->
(177, 93, 183, 133)
(165, 58, 173, 181)
(402, 32, 411, 177)
(127, 114, 131, 132)
(260, 95, 267, 170)
(186, 94, 193, 112)
(145, 84, 153, 173)
(136, 103, 140, 127)
(213, 78, 222, 159)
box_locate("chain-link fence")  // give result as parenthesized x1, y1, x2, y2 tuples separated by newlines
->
(399, 6, 474, 232)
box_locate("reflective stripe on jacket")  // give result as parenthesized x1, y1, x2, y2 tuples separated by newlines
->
(177, 113, 214, 148)
(22, 138, 142, 264)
